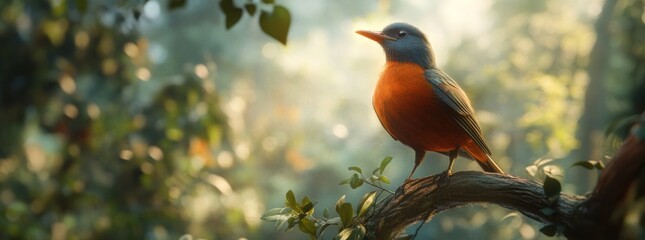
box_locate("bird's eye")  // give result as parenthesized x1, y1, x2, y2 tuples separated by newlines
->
(397, 30, 407, 38)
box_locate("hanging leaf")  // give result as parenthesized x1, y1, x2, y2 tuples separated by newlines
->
(543, 176, 561, 203)
(259, 5, 291, 45)
(220, 0, 243, 29)
(168, 0, 187, 10)
(244, 3, 257, 16)
(75, 0, 88, 13)
(540, 224, 558, 237)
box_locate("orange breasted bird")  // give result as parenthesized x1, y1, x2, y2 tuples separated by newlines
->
(357, 23, 504, 179)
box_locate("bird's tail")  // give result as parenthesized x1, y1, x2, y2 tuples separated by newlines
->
(478, 155, 505, 174)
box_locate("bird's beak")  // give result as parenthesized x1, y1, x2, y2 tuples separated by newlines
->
(356, 30, 396, 42)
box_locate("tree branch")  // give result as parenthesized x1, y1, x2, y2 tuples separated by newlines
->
(364, 115, 645, 240)
(363, 172, 584, 240)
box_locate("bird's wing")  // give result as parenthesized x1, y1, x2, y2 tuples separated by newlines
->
(425, 69, 491, 155)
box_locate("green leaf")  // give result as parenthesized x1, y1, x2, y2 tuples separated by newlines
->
(336, 225, 366, 240)
(379, 156, 393, 174)
(378, 175, 391, 184)
(525, 165, 538, 177)
(357, 191, 377, 217)
(339, 178, 350, 185)
(349, 174, 364, 189)
(301, 196, 315, 215)
(543, 165, 563, 179)
(534, 158, 556, 167)
(287, 216, 297, 230)
(540, 224, 557, 237)
(327, 217, 340, 225)
(338, 203, 354, 227)
(75, 0, 88, 12)
(543, 175, 561, 203)
(220, 0, 243, 29)
(168, 0, 187, 10)
(261, 207, 289, 222)
(337, 228, 353, 240)
(571, 160, 595, 169)
(244, 3, 256, 15)
(335, 195, 345, 215)
(595, 161, 605, 170)
(298, 218, 317, 237)
(348, 166, 362, 174)
(286, 190, 298, 212)
(262, 0, 275, 3)
(261, 208, 291, 230)
(259, 5, 291, 45)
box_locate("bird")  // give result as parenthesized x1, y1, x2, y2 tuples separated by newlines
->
(356, 22, 505, 179)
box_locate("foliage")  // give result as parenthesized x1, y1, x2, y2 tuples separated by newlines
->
(0, 0, 289, 238)
(261, 157, 393, 239)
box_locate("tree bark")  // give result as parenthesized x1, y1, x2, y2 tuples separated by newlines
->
(364, 113, 644, 240)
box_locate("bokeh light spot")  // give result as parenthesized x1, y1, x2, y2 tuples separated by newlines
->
(120, 150, 133, 161)
(124, 42, 140, 58)
(195, 64, 209, 79)
(148, 146, 164, 161)
(140, 162, 154, 174)
(87, 103, 101, 119)
(74, 31, 90, 49)
(64, 104, 78, 118)
(101, 58, 118, 75)
(332, 123, 348, 139)
(59, 74, 76, 94)
(217, 151, 234, 169)
(143, 1, 161, 19)
(136, 67, 151, 81)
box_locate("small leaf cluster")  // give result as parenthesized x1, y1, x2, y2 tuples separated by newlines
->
(340, 157, 393, 193)
(220, 0, 291, 45)
(261, 190, 320, 239)
(261, 157, 395, 239)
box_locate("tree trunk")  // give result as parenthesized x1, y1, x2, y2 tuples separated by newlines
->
(573, 0, 617, 189)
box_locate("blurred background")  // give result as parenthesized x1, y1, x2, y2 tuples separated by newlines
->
(1, 0, 644, 239)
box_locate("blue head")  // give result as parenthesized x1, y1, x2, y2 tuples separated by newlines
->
(357, 22, 436, 69)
